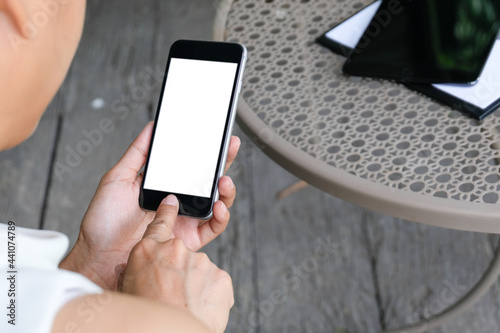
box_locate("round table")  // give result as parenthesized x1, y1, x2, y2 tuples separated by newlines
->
(214, 1, 500, 332)
(215, 0, 500, 234)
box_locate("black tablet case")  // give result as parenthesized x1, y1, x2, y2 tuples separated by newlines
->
(317, 3, 500, 120)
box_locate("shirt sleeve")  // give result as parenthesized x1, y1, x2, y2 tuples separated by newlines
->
(0, 223, 103, 333)
(1, 268, 103, 333)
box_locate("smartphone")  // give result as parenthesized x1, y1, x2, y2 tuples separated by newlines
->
(139, 40, 247, 219)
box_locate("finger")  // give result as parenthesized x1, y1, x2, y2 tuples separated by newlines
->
(218, 176, 236, 209)
(106, 122, 154, 182)
(142, 195, 179, 242)
(196, 201, 230, 250)
(224, 136, 241, 173)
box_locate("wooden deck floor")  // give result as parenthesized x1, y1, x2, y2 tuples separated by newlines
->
(1, 1, 500, 332)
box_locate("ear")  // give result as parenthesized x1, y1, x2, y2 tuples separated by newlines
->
(0, 0, 30, 38)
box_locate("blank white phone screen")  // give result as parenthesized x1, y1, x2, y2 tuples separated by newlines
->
(144, 58, 238, 198)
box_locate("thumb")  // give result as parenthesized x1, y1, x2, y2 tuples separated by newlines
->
(142, 195, 179, 242)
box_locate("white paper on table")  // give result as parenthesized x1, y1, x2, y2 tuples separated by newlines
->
(432, 42, 500, 109)
(325, 1, 382, 49)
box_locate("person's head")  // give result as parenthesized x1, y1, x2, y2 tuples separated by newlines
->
(0, 0, 86, 150)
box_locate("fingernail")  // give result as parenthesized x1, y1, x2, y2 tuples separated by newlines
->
(221, 202, 227, 213)
(229, 178, 235, 190)
(163, 194, 178, 206)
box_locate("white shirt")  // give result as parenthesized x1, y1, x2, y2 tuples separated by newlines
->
(0, 223, 102, 333)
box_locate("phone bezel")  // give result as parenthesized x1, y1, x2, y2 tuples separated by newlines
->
(139, 39, 246, 219)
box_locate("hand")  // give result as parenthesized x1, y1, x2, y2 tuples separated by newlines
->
(119, 195, 234, 333)
(59, 122, 240, 290)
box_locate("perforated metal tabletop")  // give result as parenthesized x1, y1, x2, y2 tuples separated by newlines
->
(214, 0, 500, 233)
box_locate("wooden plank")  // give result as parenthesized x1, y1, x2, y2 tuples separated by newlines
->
(42, 0, 160, 244)
(252, 146, 381, 332)
(58, 0, 160, 115)
(0, 99, 60, 229)
(365, 211, 500, 332)
(43, 110, 149, 246)
(154, 0, 220, 64)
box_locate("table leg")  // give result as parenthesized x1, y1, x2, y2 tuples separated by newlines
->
(384, 240, 500, 333)
(276, 180, 309, 200)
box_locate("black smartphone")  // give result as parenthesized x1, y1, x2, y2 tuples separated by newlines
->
(139, 40, 247, 219)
